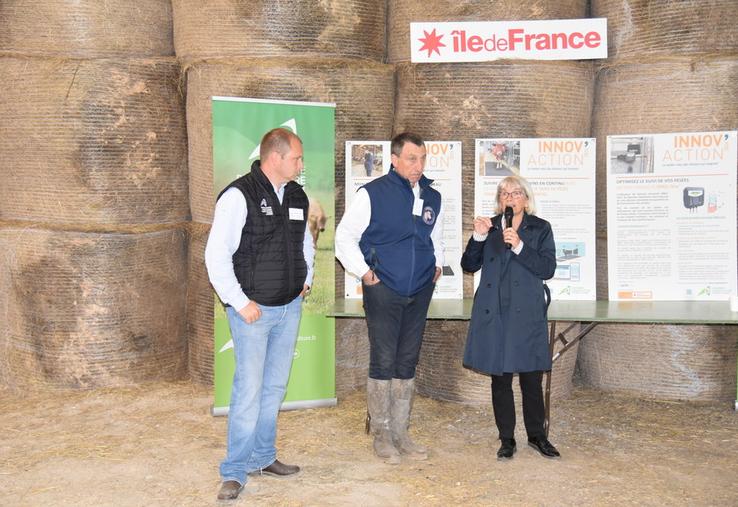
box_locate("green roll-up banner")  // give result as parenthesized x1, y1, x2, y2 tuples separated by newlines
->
(211, 97, 336, 415)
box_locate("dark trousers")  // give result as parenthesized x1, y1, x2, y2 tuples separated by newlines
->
(491, 371, 545, 440)
(362, 280, 435, 380)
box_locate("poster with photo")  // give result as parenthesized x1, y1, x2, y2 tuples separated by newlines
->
(607, 131, 737, 301)
(343, 141, 391, 298)
(474, 138, 597, 300)
(343, 140, 463, 299)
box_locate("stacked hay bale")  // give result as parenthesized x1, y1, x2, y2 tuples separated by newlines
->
(581, 0, 738, 401)
(389, 0, 592, 403)
(173, 0, 392, 391)
(0, 1, 188, 389)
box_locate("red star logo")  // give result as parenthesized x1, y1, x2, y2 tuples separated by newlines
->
(418, 29, 445, 57)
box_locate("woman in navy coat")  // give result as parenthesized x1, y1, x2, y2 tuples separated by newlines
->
(461, 174, 560, 461)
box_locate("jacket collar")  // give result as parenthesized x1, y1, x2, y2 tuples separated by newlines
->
(250, 159, 301, 196)
(388, 165, 434, 190)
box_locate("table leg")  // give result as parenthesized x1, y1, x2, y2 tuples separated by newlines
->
(544, 320, 556, 437)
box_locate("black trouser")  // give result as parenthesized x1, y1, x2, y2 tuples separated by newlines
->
(491, 371, 545, 440)
(362, 280, 435, 380)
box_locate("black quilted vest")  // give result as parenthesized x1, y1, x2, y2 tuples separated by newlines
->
(218, 161, 309, 306)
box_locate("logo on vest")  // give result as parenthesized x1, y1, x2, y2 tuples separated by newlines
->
(422, 206, 436, 225)
(260, 197, 273, 216)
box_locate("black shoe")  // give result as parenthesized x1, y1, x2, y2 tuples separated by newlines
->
(496, 438, 516, 460)
(217, 480, 243, 501)
(256, 459, 300, 477)
(527, 436, 561, 459)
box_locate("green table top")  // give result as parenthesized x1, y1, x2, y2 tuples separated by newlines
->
(330, 298, 738, 325)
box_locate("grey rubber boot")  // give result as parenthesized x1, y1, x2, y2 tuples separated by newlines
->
(367, 378, 401, 464)
(390, 377, 428, 460)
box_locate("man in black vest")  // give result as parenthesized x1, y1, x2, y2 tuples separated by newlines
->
(205, 128, 314, 501)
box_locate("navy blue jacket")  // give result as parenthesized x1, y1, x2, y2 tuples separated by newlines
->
(359, 167, 441, 297)
(461, 212, 556, 375)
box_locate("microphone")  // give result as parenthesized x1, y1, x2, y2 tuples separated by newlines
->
(504, 206, 513, 249)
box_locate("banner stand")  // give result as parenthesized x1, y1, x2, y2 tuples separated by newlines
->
(211, 96, 337, 416)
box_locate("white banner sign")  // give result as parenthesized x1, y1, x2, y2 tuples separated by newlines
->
(411, 18, 607, 63)
(344, 140, 463, 299)
(474, 138, 597, 300)
(607, 131, 738, 301)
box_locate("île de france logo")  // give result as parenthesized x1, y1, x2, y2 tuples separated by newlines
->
(418, 28, 445, 57)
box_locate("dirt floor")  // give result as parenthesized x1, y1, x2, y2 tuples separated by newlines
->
(1, 381, 737, 506)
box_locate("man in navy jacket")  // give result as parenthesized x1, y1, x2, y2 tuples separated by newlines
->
(336, 132, 444, 463)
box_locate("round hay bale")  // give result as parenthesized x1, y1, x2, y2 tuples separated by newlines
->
(396, 61, 594, 296)
(0, 0, 173, 57)
(593, 58, 738, 281)
(0, 226, 187, 390)
(0, 56, 188, 226)
(416, 320, 579, 403)
(187, 222, 214, 385)
(387, 0, 588, 63)
(577, 323, 737, 401)
(172, 0, 385, 62)
(335, 318, 370, 396)
(592, 0, 738, 60)
(395, 61, 594, 152)
(186, 58, 394, 223)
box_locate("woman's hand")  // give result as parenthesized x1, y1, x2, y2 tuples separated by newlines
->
(503, 227, 521, 249)
(472, 216, 493, 235)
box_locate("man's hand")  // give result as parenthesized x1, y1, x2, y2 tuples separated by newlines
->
(433, 266, 442, 283)
(300, 284, 311, 297)
(238, 301, 262, 324)
(362, 269, 380, 286)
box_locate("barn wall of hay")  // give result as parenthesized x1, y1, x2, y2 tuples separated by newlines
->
(3, 1, 736, 402)
(0, 1, 174, 57)
(581, 1, 738, 401)
(172, 0, 386, 63)
(0, 56, 188, 226)
(0, 227, 187, 389)
(0, 2, 188, 389)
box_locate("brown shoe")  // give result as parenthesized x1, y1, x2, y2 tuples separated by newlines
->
(217, 480, 243, 501)
(256, 459, 300, 477)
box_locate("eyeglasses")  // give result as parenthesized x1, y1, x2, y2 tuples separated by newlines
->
(500, 190, 525, 199)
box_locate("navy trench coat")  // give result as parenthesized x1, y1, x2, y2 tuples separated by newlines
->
(461, 212, 556, 376)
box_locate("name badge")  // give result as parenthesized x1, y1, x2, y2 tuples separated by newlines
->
(412, 198, 424, 216)
(289, 208, 304, 221)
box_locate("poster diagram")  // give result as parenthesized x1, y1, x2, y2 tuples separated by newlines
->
(606, 131, 737, 301)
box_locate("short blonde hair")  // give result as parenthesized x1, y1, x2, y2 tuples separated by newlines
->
(260, 128, 302, 160)
(495, 175, 537, 215)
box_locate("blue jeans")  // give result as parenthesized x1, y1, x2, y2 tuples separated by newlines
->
(219, 296, 302, 485)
